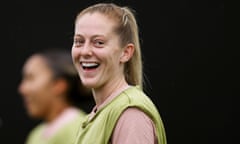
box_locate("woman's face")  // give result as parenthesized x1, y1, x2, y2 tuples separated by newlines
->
(18, 55, 56, 119)
(72, 12, 125, 89)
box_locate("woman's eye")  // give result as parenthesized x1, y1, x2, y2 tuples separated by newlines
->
(74, 39, 84, 46)
(94, 40, 104, 47)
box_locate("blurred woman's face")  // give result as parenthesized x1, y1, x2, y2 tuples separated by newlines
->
(18, 55, 56, 119)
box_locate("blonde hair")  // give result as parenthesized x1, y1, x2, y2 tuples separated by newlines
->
(75, 3, 143, 88)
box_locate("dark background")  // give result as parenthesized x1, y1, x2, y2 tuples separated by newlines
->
(2, 0, 230, 144)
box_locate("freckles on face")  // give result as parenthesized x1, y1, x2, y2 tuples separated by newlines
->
(72, 13, 124, 88)
(19, 55, 55, 118)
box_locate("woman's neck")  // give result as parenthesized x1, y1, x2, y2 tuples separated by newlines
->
(45, 101, 70, 123)
(93, 78, 128, 106)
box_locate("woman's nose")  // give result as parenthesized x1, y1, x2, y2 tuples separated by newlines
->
(18, 82, 25, 96)
(81, 43, 93, 56)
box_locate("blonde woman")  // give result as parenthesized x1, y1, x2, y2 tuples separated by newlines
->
(72, 3, 167, 144)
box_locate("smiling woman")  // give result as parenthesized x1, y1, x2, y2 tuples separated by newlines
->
(71, 3, 167, 144)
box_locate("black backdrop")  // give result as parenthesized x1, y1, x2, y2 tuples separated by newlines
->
(2, 0, 230, 144)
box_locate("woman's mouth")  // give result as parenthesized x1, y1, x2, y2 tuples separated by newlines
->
(81, 62, 100, 70)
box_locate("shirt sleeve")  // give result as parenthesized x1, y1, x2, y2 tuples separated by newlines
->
(111, 107, 157, 144)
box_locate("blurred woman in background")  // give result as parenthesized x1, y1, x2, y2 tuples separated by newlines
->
(18, 48, 93, 144)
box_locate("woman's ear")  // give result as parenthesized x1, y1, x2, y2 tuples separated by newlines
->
(120, 43, 135, 63)
(53, 78, 68, 96)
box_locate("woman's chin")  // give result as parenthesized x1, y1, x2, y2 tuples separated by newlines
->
(28, 110, 42, 119)
(81, 79, 99, 88)
(83, 83, 96, 89)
